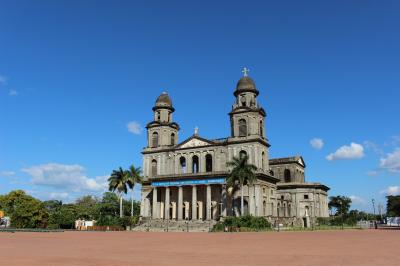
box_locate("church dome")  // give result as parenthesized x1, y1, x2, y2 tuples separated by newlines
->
(153, 92, 174, 111)
(234, 76, 259, 96)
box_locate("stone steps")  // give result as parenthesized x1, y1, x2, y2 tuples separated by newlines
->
(132, 219, 217, 232)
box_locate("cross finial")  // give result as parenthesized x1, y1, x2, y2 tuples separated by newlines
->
(242, 67, 250, 77)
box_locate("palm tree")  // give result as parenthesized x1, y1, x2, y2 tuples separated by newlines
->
(226, 154, 257, 216)
(108, 167, 128, 218)
(126, 164, 143, 217)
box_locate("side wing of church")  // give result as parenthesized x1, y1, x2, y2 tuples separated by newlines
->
(139, 74, 329, 228)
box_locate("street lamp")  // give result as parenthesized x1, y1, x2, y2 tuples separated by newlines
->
(372, 199, 376, 216)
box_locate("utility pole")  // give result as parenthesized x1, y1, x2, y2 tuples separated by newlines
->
(372, 199, 376, 216)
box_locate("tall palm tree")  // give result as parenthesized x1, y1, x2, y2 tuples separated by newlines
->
(126, 164, 143, 217)
(108, 167, 128, 218)
(226, 154, 257, 216)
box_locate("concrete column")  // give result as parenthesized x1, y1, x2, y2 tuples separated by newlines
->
(221, 185, 227, 217)
(192, 186, 197, 220)
(152, 187, 158, 218)
(249, 185, 255, 215)
(164, 187, 170, 220)
(206, 185, 211, 220)
(178, 186, 183, 220)
(255, 185, 261, 216)
(140, 191, 145, 217)
(200, 153, 206, 172)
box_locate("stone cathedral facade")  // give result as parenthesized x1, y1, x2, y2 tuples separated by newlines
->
(139, 73, 329, 227)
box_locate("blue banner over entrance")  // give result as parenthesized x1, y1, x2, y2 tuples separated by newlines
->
(151, 178, 225, 187)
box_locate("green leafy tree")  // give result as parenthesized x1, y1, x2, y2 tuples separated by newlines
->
(1, 190, 48, 228)
(226, 154, 257, 216)
(328, 195, 352, 216)
(125, 164, 143, 217)
(43, 200, 62, 228)
(75, 195, 100, 220)
(386, 195, 400, 216)
(108, 167, 129, 217)
(58, 204, 78, 229)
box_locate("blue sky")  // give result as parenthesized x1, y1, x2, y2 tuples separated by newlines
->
(0, 1, 399, 212)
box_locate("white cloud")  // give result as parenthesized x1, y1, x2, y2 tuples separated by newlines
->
(127, 121, 143, 135)
(349, 195, 366, 205)
(22, 163, 108, 192)
(379, 149, 400, 173)
(0, 171, 15, 177)
(0, 74, 7, 85)
(366, 170, 379, 176)
(8, 89, 18, 96)
(310, 138, 324, 150)
(326, 142, 365, 161)
(49, 192, 70, 200)
(380, 186, 400, 196)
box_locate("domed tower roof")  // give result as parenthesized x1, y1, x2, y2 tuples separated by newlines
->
(234, 76, 259, 97)
(153, 92, 174, 111)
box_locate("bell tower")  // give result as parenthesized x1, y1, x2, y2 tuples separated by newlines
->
(146, 92, 179, 148)
(229, 68, 266, 139)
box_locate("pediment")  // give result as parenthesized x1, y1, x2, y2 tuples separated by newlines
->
(178, 136, 213, 148)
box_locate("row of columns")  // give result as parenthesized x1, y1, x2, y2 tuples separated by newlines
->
(152, 185, 227, 220)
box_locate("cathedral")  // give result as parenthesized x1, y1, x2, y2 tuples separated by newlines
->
(139, 71, 329, 228)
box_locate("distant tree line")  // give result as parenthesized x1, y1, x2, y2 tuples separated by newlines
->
(0, 164, 143, 229)
(318, 195, 382, 226)
(0, 190, 140, 229)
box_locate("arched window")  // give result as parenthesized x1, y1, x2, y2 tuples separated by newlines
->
(151, 159, 157, 177)
(240, 95, 246, 107)
(192, 155, 199, 173)
(261, 151, 265, 170)
(205, 154, 212, 172)
(277, 203, 281, 217)
(239, 150, 247, 159)
(238, 119, 247, 136)
(157, 111, 161, 121)
(179, 157, 186, 174)
(171, 133, 175, 146)
(284, 169, 291, 183)
(152, 132, 159, 148)
(260, 120, 263, 137)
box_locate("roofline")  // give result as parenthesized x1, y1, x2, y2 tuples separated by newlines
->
(142, 137, 270, 154)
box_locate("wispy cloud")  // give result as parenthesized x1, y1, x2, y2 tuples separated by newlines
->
(49, 192, 70, 200)
(349, 195, 366, 205)
(379, 148, 400, 173)
(127, 121, 143, 135)
(326, 142, 365, 161)
(310, 138, 324, 150)
(22, 163, 108, 192)
(364, 140, 384, 156)
(0, 74, 7, 85)
(0, 171, 15, 177)
(380, 186, 400, 196)
(8, 89, 18, 96)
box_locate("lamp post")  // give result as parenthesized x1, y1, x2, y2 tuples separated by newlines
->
(372, 199, 376, 216)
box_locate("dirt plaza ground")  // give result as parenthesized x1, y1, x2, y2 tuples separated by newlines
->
(1, 230, 399, 266)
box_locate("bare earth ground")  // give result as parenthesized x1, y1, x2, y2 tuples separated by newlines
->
(1, 230, 399, 266)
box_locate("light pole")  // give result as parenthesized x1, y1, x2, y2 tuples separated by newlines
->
(372, 199, 376, 216)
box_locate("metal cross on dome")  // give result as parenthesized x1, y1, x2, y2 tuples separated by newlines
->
(242, 67, 250, 77)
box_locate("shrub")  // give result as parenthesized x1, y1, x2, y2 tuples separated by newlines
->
(213, 215, 271, 232)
